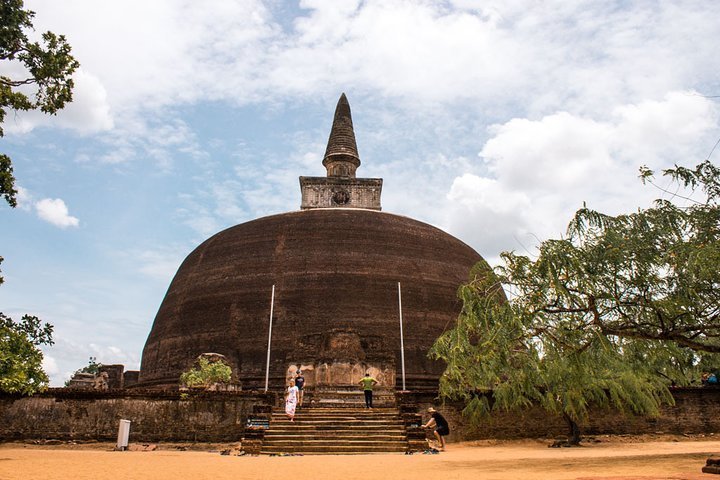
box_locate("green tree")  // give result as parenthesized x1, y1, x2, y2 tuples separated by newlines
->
(431, 160, 720, 444)
(179, 357, 233, 389)
(1, 0, 79, 207)
(0, 311, 54, 394)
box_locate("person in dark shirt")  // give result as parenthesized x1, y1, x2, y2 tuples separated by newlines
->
(422, 407, 450, 451)
(294, 370, 305, 407)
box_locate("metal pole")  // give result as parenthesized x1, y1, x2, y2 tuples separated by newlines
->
(398, 282, 406, 391)
(264, 284, 275, 392)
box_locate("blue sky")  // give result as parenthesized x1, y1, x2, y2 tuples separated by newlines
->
(1, 0, 719, 386)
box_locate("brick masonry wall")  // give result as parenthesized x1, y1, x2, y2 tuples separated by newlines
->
(2, 387, 717, 444)
(0, 389, 275, 443)
(399, 387, 720, 442)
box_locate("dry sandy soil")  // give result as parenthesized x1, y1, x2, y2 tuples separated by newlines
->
(1, 436, 719, 480)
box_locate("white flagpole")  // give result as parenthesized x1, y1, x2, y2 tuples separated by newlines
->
(398, 282, 406, 391)
(264, 284, 275, 392)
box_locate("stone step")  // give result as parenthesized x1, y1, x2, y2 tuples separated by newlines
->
(312, 401, 395, 408)
(267, 425, 406, 432)
(265, 432, 406, 444)
(310, 392, 394, 399)
(261, 444, 408, 454)
(271, 420, 405, 427)
(271, 412, 402, 419)
(258, 406, 411, 455)
(312, 385, 396, 392)
(272, 408, 399, 415)
(311, 390, 395, 396)
(271, 413, 401, 420)
(265, 428, 405, 435)
(263, 439, 407, 447)
(307, 388, 396, 408)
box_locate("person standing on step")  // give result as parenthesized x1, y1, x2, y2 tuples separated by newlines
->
(358, 372, 378, 409)
(294, 370, 305, 407)
(285, 379, 299, 422)
(422, 407, 450, 451)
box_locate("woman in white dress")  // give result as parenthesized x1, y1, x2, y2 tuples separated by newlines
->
(285, 379, 299, 422)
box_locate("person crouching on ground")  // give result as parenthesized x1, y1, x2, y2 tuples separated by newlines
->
(358, 372, 378, 408)
(422, 407, 450, 451)
(285, 379, 299, 422)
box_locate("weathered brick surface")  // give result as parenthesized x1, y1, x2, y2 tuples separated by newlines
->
(2, 388, 719, 443)
(139, 209, 488, 391)
(0, 389, 275, 443)
(399, 388, 720, 442)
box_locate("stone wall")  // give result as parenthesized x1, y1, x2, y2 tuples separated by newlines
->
(3, 387, 718, 444)
(0, 389, 275, 443)
(399, 387, 720, 442)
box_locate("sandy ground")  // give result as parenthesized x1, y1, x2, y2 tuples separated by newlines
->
(1, 437, 719, 480)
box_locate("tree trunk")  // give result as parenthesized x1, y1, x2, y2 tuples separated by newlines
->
(563, 413, 582, 445)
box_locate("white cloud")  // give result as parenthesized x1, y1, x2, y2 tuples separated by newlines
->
(446, 92, 719, 261)
(55, 69, 114, 134)
(1, 69, 113, 136)
(18, 0, 718, 123)
(481, 112, 614, 193)
(35, 198, 80, 228)
(612, 92, 718, 166)
(41, 353, 59, 377)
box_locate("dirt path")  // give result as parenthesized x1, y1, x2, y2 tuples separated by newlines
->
(1, 438, 718, 480)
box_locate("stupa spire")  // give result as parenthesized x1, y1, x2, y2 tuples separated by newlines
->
(299, 93, 382, 210)
(322, 93, 360, 178)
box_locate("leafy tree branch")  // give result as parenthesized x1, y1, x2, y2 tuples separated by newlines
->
(0, 0, 79, 207)
(431, 160, 720, 444)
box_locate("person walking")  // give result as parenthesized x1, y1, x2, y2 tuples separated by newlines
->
(294, 370, 305, 406)
(422, 407, 450, 451)
(358, 372, 378, 408)
(285, 379, 299, 422)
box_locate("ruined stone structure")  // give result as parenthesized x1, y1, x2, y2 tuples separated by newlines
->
(138, 94, 490, 390)
(66, 364, 136, 390)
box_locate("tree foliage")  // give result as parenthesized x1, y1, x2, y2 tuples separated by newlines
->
(0, 0, 79, 207)
(0, 312, 54, 394)
(179, 357, 232, 388)
(431, 160, 720, 443)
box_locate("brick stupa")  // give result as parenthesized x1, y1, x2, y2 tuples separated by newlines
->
(137, 94, 491, 390)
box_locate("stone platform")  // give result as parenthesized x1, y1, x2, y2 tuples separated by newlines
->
(306, 385, 396, 408)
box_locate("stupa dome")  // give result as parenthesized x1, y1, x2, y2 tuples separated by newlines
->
(139, 208, 485, 389)
(137, 95, 491, 390)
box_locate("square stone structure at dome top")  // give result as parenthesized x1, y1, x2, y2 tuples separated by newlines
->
(299, 176, 383, 210)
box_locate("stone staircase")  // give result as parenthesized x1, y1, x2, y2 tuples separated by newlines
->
(260, 406, 411, 455)
(307, 385, 396, 408)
